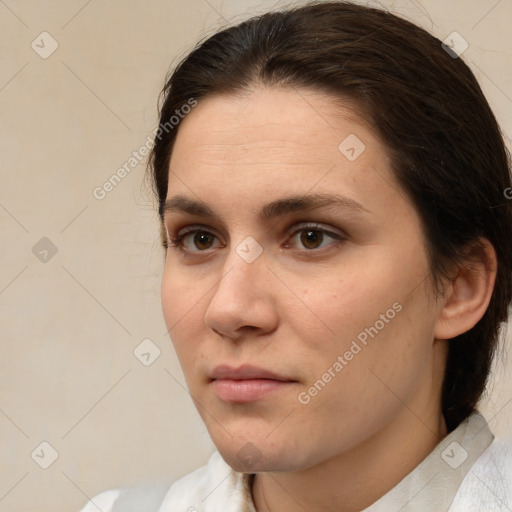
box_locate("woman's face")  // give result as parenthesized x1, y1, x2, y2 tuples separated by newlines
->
(161, 87, 447, 472)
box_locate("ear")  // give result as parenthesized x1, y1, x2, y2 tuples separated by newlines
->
(434, 238, 497, 340)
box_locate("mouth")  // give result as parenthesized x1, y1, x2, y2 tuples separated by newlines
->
(209, 364, 297, 403)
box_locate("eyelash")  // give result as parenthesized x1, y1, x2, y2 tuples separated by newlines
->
(165, 223, 345, 254)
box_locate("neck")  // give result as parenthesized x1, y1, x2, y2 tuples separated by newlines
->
(251, 408, 448, 512)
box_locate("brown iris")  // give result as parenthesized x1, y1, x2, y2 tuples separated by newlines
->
(194, 231, 215, 250)
(300, 229, 323, 249)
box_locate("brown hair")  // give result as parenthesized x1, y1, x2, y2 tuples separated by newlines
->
(148, 1, 512, 431)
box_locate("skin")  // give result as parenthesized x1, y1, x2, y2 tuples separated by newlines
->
(160, 86, 496, 512)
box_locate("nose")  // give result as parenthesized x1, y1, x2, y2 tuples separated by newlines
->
(204, 246, 279, 340)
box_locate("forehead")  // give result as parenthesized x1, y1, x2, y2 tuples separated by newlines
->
(166, 86, 401, 216)
(170, 87, 375, 165)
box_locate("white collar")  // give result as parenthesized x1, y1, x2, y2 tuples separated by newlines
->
(162, 411, 494, 512)
(238, 412, 494, 511)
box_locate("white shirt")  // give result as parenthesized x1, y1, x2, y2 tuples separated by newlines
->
(79, 411, 512, 512)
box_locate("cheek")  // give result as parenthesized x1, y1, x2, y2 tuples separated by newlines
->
(161, 262, 207, 323)
(161, 266, 207, 364)
(292, 246, 430, 370)
(294, 263, 397, 350)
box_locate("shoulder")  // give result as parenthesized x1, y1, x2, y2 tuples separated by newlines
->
(160, 450, 252, 510)
(76, 451, 245, 512)
(449, 437, 512, 511)
(77, 489, 121, 512)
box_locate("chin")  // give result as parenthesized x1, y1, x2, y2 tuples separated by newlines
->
(219, 447, 283, 473)
(214, 435, 310, 474)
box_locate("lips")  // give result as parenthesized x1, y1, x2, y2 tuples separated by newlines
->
(209, 364, 294, 382)
(209, 364, 297, 403)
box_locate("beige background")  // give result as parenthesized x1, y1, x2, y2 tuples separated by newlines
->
(0, 0, 511, 510)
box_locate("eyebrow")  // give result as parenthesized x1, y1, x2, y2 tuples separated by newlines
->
(161, 193, 370, 222)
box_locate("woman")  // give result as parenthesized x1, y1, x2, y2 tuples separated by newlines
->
(79, 1, 512, 511)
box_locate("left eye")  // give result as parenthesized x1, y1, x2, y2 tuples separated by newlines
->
(287, 225, 344, 250)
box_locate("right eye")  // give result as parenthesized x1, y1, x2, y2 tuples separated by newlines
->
(167, 227, 222, 253)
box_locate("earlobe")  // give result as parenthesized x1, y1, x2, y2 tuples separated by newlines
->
(434, 238, 497, 340)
